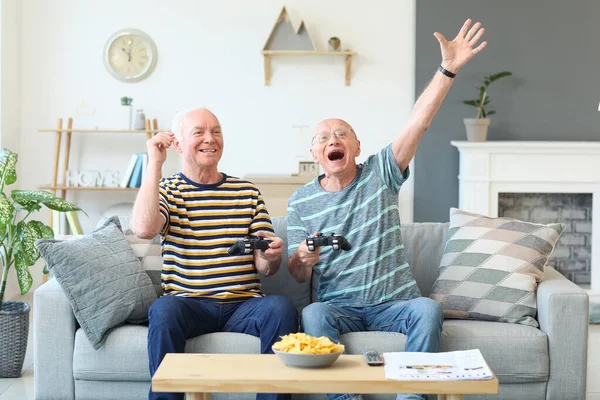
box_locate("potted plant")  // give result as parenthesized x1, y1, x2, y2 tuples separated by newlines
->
(463, 71, 512, 142)
(0, 148, 83, 377)
(328, 36, 341, 51)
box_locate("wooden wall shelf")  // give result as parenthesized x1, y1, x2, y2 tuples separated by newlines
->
(39, 129, 161, 134)
(261, 50, 357, 86)
(38, 185, 139, 191)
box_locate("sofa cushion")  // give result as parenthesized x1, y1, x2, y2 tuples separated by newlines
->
(35, 216, 157, 350)
(73, 326, 259, 381)
(439, 320, 548, 384)
(260, 216, 311, 313)
(73, 321, 547, 386)
(429, 208, 564, 327)
(401, 222, 449, 297)
(122, 227, 163, 297)
(340, 320, 548, 385)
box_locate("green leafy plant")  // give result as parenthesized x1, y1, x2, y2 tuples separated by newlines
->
(329, 36, 339, 41)
(0, 149, 84, 310)
(463, 71, 512, 119)
(120, 96, 133, 106)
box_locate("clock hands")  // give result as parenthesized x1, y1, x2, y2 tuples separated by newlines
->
(127, 39, 133, 62)
(120, 39, 133, 62)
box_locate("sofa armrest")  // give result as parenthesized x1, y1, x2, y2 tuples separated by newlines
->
(34, 277, 76, 400)
(537, 266, 589, 400)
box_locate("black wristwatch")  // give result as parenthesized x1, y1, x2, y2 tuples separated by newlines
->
(438, 65, 456, 78)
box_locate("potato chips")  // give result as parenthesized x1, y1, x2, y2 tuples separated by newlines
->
(272, 333, 345, 354)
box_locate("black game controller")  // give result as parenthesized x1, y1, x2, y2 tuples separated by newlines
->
(306, 233, 352, 252)
(228, 236, 272, 255)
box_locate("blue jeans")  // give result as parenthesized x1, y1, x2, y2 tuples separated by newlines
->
(301, 297, 443, 400)
(148, 295, 298, 400)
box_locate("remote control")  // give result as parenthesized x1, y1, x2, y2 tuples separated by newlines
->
(363, 350, 384, 366)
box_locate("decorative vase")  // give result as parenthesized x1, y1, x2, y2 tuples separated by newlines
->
(463, 118, 491, 142)
(134, 109, 146, 130)
(328, 38, 341, 51)
(0, 301, 30, 378)
(122, 105, 132, 130)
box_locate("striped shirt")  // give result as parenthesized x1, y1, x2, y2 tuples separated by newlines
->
(158, 173, 274, 302)
(287, 144, 421, 306)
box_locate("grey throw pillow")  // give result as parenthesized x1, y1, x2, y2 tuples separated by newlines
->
(35, 216, 157, 349)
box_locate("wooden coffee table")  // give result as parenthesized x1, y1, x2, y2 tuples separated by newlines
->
(152, 354, 498, 400)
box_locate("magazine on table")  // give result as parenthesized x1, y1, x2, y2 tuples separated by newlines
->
(383, 349, 493, 381)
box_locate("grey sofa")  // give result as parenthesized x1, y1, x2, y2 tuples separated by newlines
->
(33, 216, 589, 400)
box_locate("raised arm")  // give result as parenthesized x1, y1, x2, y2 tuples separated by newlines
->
(131, 132, 174, 239)
(393, 19, 487, 172)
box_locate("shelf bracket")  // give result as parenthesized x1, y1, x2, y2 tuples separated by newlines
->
(264, 54, 272, 86)
(345, 54, 352, 86)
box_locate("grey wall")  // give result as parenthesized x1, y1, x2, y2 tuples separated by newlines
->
(414, 0, 600, 222)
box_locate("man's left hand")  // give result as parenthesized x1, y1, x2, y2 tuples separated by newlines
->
(255, 232, 283, 262)
(434, 19, 487, 73)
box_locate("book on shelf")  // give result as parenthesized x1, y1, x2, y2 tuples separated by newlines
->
(120, 154, 139, 188)
(128, 153, 145, 188)
(140, 153, 148, 184)
(120, 152, 148, 188)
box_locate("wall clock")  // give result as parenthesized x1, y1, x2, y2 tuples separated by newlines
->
(104, 28, 157, 82)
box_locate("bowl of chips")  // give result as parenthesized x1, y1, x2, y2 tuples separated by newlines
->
(272, 333, 345, 368)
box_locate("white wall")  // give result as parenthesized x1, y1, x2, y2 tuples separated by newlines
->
(1, 0, 22, 301)
(14, 0, 417, 285)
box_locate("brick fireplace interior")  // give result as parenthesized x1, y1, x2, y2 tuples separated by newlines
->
(498, 193, 592, 284)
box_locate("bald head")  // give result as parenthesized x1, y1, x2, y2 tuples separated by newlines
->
(171, 107, 220, 140)
(313, 119, 354, 136)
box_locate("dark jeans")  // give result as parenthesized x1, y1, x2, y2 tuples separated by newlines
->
(148, 295, 298, 400)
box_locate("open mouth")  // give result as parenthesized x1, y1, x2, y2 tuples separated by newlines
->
(328, 149, 345, 161)
(200, 149, 217, 153)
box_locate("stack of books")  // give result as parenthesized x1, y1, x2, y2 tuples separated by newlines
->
(121, 153, 148, 188)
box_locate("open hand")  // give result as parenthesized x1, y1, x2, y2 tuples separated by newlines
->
(434, 19, 487, 73)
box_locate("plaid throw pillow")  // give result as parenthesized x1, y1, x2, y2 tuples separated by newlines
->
(429, 208, 564, 327)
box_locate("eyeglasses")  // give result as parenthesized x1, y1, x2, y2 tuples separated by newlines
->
(311, 129, 354, 145)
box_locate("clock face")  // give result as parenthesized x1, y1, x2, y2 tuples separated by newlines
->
(104, 29, 157, 82)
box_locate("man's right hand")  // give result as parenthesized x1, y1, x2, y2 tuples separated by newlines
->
(294, 232, 321, 269)
(147, 131, 175, 165)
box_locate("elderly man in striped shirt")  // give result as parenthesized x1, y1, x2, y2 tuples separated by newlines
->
(131, 107, 298, 400)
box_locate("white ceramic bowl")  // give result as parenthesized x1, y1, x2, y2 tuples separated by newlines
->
(272, 348, 344, 368)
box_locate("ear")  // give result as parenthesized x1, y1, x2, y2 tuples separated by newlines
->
(173, 136, 183, 154)
(310, 147, 319, 163)
(355, 139, 361, 157)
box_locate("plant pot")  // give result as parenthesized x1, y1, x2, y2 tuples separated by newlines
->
(122, 105, 132, 130)
(328, 39, 341, 51)
(463, 118, 491, 142)
(0, 301, 30, 378)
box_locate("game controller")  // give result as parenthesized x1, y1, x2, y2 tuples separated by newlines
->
(306, 233, 352, 252)
(228, 236, 272, 255)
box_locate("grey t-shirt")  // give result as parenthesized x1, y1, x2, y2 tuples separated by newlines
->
(287, 144, 421, 306)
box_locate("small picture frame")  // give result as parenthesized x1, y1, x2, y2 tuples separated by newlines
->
(298, 161, 319, 176)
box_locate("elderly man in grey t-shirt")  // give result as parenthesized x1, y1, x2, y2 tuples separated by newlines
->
(287, 19, 487, 400)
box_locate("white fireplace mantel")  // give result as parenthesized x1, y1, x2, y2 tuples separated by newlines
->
(451, 141, 600, 291)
